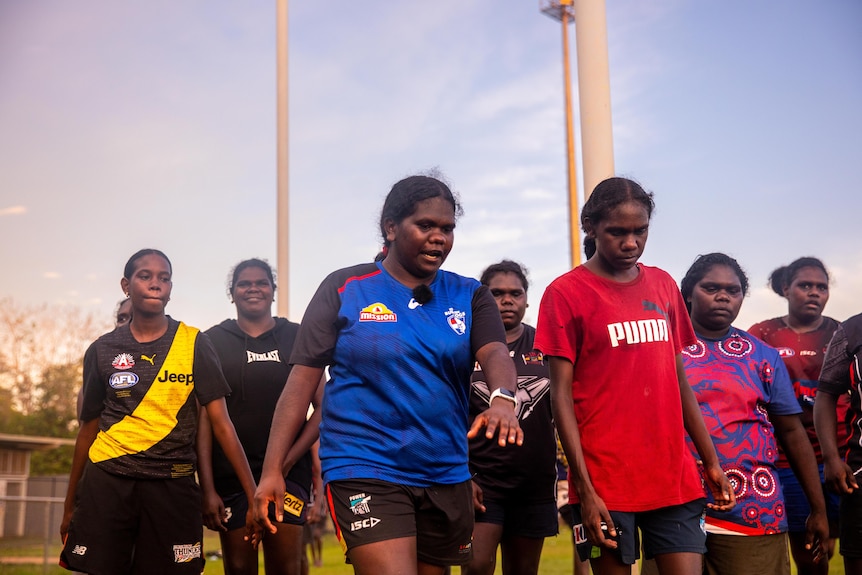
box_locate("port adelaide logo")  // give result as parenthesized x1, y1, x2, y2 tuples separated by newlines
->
(110, 372, 139, 389)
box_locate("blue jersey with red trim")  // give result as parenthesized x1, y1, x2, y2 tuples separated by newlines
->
(291, 262, 503, 487)
(683, 327, 800, 535)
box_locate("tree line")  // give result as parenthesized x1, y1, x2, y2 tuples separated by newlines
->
(0, 297, 108, 475)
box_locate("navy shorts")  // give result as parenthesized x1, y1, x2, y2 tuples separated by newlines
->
(326, 478, 474, 566)
(221, 477, 310, 531)
(475, 491, 558, 538)
(571, 498, 707, 565)
(60, 462, 204, 575)
(777, 465, 839, 533)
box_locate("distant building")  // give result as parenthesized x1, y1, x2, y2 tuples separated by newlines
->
(0, 433, 74, 538)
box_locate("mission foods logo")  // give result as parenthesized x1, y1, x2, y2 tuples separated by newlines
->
(359, 302, 397, 322)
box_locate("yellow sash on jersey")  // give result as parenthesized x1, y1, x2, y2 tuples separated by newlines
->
(89, 323, 198, 463)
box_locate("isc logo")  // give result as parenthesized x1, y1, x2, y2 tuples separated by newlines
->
(350, 517, 380, 532)
(109, 372, 139, 389)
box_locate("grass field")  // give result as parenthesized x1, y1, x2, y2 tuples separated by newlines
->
(0, 527, 845, 574)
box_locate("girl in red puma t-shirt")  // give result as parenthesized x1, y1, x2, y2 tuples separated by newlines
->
(535, 177, 734, 575)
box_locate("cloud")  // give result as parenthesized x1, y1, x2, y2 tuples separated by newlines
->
(42, 272, 60, 279)
(0, 206, 26, 216)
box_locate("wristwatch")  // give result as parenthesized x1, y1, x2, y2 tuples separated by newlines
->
(489, 388, 519, 411)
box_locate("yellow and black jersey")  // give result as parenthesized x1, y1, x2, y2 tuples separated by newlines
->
(81, 317, 230, 479)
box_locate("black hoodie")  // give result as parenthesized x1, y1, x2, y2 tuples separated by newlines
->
(205, 317, 311, 495)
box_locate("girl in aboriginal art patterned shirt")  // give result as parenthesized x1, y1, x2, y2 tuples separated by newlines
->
(680, 252, 827, 575)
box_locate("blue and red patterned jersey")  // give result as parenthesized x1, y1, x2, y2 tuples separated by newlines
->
(683, 327, 800, 535)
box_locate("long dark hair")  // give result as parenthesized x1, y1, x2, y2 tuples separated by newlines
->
(581, 177, 655, 259)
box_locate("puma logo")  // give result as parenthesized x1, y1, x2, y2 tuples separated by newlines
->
(141, 354, 156, 365)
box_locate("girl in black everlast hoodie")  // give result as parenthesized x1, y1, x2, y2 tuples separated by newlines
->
(197, 259, 322, 575)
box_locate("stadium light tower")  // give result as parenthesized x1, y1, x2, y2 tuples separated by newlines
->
(541, 0, 615, 268)
(276, 0, 289, 316)
(540, 0, 581, 267)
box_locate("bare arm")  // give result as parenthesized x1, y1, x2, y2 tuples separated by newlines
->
(676, 354, 735, 511)
(466, 341, 523, 447)
(281, 375, 325, 476)
(60, 418, 100, 540)
(204, 398, 258, 543)
(773, 413, 828, 562)
(548, 356, 617, 549)
(814, 390, 857, 494)
(196, 404, 227, 532)
(306, 441, 326, 523)
(254, 364, 324, 533)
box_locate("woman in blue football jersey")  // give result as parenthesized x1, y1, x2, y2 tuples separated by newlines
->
(253, 174, 523, 575)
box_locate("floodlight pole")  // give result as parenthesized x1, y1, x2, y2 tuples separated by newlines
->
(541, 0, 580, 268)
(276, 0, 289, 316)
(541, 0, 615, 267)
(573, 0, 614, 199)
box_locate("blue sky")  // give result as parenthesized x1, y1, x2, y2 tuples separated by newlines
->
(1, 1, 860, 334)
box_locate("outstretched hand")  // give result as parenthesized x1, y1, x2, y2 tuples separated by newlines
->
(467, 402, 523, 447)
(252, 473, 285, 539)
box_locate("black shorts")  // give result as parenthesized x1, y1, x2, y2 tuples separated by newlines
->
(840, 488, 862, 558)
(60, 462, 204, 575)
(474, 489, 558, 538)
(571, 498, 707, 565)
(326, 478, 474, 566)
(221, 477, 310, 531)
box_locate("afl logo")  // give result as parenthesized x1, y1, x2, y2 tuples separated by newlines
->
(776, 347, 795, 358)
(110, 372, 139, 389)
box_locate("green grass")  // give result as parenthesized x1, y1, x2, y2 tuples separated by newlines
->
(0, 527, 847, 574)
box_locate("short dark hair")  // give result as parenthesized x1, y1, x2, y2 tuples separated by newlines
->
(378, 174, 463, 250)
(680, 252, 749, 314)
(479, 260, 529, 292)
(123, 249, 172, 279)
(228, 258, 276, 299)
(768, 257, 829, 296)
